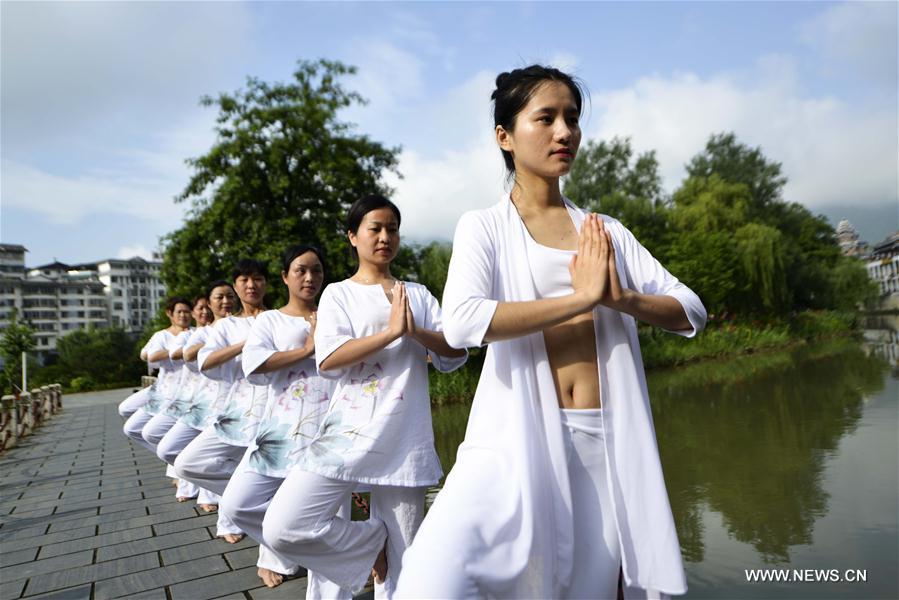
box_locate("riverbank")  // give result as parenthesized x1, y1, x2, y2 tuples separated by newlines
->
(429, 310, 862, 405)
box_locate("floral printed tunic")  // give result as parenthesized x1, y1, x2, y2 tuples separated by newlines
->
(241, 310, 336, 478)
(197, 315, 268, 447)
(301, 280, 467, 487)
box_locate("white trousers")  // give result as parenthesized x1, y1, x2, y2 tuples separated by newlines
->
(142, 412, 178, 448)
(174, 427, 246, 536)
(220, 456, 353, 599)
(123, 408, 155, 453)
(396, 408, 620, 600)
(118, 387, 151, 419)
(263, 469, 425, 598)
(158, 421, 219, 505)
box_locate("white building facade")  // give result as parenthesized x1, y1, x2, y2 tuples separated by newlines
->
(0, 245, 166, 357)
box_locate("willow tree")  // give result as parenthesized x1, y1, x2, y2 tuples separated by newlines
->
(161, 59, 400, 304)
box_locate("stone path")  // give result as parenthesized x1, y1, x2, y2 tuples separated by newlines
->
(0, 388, 372, 600)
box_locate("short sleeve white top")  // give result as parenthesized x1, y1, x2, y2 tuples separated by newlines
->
(145, 330, 186, 415)
(198, 315, 268, 446)
(178, 326, 227, 431)
(301, 280, 467, 487)
(240, 310, 336, 478)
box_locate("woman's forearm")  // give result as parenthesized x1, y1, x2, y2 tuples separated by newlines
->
(320, 330, 397, 372)
(253, 346, 316, 374)
(182, 343, 204, 362)
(412, 329, 467, 358)
(148, 349, 170, 363)
(613, 290, 691, 331)
(484, 292, 594, 343)
(202, 342, 245, 371)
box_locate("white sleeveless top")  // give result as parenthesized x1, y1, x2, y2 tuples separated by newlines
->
(524, 230, 576, 299)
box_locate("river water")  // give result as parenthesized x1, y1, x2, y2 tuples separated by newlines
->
(429, 325, 898, 599)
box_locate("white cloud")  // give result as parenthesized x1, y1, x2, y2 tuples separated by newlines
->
(387, 71, 508, 243)
(589, 62, 897, 210)
(799, 1, 898, 83)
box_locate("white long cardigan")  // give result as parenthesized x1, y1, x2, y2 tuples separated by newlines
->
(426, 196, 706, 598)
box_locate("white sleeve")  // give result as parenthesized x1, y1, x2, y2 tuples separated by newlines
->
(198, 321, 236, 381)
(420, 287, 468, 373)
(441, 212, 499, 349)
(169, 330, 190, 357)
(144, 331, 167, 369)
(314, 285, 354, 380)
(608, 219, 707, 338)
(242, 314, 277, 385)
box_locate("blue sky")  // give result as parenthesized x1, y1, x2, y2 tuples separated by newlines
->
(2, 1, 896, 267)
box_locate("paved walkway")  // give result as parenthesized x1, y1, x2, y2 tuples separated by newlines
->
(0, 388, 371, 600)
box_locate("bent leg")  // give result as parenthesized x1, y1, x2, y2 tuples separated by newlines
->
(118, 387, 150, 419)
(123, 408, 155, 453)
(157, 421, 202, 466)
(141, 413, 178, 451)
(173, 428, 245, 496)
(262, 469, 385, 593)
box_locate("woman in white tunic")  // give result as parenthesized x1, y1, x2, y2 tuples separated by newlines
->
(220, 244, 351, 596)
(157, 281, 238, 513)
(141, 296, 210, 453)
(174, 260, 269, 543)
(117, 331, 167, 419)
(122, 297, 192, 453)
(262, 195, 467, 598)
(396, 66, 707, 599)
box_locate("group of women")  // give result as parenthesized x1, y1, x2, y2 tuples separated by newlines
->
(118, 65, 706, 600)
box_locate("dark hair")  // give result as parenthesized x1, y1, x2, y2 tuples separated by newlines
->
(191, 294, 207, 308)
(205, 280, 235, 301)
(281, 244, 328, 277)
(230, 259, 268, 282)
(165, 296, 192, 313)
(491, 65, 587, 175)
(346, 194, 402, 259)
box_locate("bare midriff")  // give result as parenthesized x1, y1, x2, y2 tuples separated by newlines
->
(543, 310, 601, 409)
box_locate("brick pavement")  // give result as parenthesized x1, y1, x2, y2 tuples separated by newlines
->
(0, 388, 373, 600)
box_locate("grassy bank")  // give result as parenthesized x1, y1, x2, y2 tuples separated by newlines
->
(429, 310, 861, 405)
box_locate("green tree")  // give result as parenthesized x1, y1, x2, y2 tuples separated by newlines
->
(685, 132, 787, 221)
(564, 137, 668, 252)
(417, 242, 452, 300)
(0, 309, 35, 394)
(55, 328, 145, 388)
(161, 59, 400, 305)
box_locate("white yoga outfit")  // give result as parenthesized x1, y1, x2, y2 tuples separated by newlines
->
(263, 280, 466, 598)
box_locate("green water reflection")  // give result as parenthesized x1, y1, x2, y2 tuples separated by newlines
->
(430, 337, 898, 597)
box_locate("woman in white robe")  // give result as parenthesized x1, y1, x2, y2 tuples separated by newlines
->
(219, 244, 351, 596)
(261, 195, 467, 599)
(397, 65, 707, 599)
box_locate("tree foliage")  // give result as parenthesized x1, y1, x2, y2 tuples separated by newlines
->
(564, 137, 668, 251)
(53, 328, 145, 389)
(0, 309, 35, 394)
(565, 132, 873, 318)
(161, 59, 401, 305)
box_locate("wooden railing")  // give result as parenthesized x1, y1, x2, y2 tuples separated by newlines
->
(0, 384, 63, 451)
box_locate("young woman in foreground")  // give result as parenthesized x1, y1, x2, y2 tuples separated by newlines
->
(396, 66, 707, 599)
(219, 244, 351, 595)
(262, 195, 467, 599)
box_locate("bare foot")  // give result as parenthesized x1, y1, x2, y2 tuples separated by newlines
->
(199, 504, 218, 512)
(171, 479, 179, 487)
(221, 533, 245, 544)
(371, 544, 387, 584)
(176, 496, 191, 503)
(257, 567, 285, 588)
